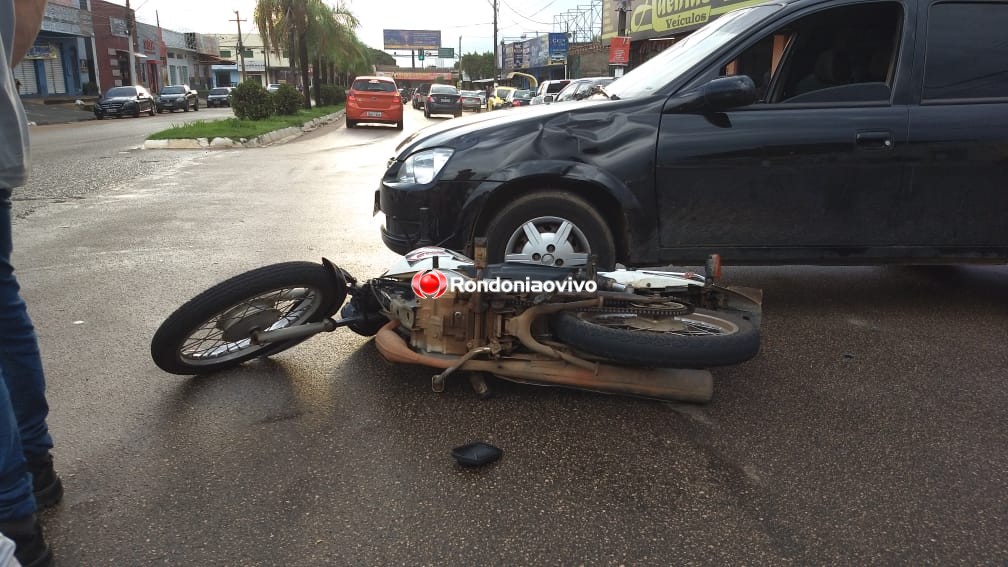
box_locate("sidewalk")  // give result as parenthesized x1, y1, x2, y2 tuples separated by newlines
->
(21, 98, 94, 126)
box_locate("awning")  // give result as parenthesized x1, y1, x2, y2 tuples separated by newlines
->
(198, 54, 235, 65)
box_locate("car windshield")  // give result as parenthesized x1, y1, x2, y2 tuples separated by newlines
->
(162, 86, 185, 94)
(209, 88, 229, 95)
(605, 5, 781, 99)
(555, 81, 586, 101)
(545, 82, 568, 94)
(495, 88, 513, 98)
(352, 79, 396, 92)
(514, 90, 533, 99)
(431, 85, 458, 94)
(105, 87, 137, 97)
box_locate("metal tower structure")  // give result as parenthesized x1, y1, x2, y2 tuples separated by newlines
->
(552, 0, 603, 44)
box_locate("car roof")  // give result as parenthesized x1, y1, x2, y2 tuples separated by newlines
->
(354, 75, 395, 82)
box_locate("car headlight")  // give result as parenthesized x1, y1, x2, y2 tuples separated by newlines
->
(396, 148, 454, 185)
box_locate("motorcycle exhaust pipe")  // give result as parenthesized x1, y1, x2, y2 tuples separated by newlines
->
(374, 323, 713, 403)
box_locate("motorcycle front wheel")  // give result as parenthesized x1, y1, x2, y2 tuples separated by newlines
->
(151, 262, 346, 375)
(551, 308, 759, 368)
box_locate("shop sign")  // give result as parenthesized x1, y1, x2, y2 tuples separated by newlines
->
(601, 0, 765, 40)
(609, 37, 631, 65)
(25, 43, 58, 60)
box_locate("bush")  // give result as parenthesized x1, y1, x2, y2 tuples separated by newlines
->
(272, 83, 302, 115)
(231, 80, 273, 120)
(313, 84, 345, 106)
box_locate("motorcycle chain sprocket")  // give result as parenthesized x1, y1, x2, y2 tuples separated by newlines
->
(517, 298, 694, 317)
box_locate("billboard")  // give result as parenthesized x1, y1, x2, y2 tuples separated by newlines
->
(383, 29, 441, 50)
(601, 0, 765, 41)
(503, 33, 568, 71)
(609, 37, 631, 64)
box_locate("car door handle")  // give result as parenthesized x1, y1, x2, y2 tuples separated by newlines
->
(856, 130, 894, 150)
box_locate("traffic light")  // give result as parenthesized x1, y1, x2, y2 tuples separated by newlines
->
(418, 50, 425, 61)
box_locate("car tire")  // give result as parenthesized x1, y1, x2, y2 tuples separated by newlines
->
(483, 190, 616, 269)
(346, 118, 356, 128)
(147, 104, 155, 116)
(183, 103, 189, 112)
(193, 100, 199, 111)
(454, 111, 462, 118)
(395, 120, 403, 130)
(133, 107, 141, 118)
(424, 107, 430, 118)
(95, 114, 104, 120)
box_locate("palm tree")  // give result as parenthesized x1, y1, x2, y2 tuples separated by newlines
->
(255, 0, 364, 108)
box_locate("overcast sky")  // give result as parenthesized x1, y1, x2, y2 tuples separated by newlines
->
(106, 0, 590, 64)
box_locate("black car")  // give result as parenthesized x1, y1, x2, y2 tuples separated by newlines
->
(94, 85, 156, 119)
(412, 83, 432, 110)
(424, 85, 462, 118)
(378, 0, 1008, 269)
(157, 84, 199, 113)
(206, 86, 233, 107)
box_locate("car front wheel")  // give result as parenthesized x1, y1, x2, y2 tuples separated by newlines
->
(482, 190, 616, 270)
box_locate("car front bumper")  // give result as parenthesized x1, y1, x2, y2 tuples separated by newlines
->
(377, 178, 494, 255)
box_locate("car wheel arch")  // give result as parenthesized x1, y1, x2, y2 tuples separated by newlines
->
(466, 175, 634, 264)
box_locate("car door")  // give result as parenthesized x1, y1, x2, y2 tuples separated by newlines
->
(903, 0, 1008, 252)
(655, 0, 913, 262)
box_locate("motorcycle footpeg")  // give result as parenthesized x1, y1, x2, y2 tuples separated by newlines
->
(431, 373, 447, 393)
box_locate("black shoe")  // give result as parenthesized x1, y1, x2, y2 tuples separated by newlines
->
(0, 514, 52, 567)
(26, 454, 63, 510)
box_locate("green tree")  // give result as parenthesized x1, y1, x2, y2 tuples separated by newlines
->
(460, 51, 496, 80)
(255, 0, 366, 109)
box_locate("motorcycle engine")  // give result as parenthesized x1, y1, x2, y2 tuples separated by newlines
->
(385, 290, 473, 356)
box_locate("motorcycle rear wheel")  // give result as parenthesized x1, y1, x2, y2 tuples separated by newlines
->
(551, 308, 759, 368)
(151, 262, 345, 375)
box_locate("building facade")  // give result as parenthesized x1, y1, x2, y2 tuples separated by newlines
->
(210, 33, 293, 88)
(13, 0, 96, 96)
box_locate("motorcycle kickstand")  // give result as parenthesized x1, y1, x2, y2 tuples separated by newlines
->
(432, 346, 493, 393)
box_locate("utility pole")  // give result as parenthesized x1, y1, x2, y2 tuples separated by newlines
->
(490, 0, 499, 80)
(125, 0, 136, 85)
(230, 11, 247, 84)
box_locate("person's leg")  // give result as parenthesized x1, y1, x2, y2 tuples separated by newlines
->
(0, 189, 53, 461)
(0, 189, 60, 515)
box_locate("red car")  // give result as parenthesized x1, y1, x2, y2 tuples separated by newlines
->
(346, 76, 403, 130)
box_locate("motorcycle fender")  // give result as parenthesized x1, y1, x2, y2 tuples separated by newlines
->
(320, 257, 350, 299)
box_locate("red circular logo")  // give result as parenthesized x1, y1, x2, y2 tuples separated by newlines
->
(411, 269, 448, 299)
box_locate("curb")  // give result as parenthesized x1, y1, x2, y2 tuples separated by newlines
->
(142, 110, 345, 150)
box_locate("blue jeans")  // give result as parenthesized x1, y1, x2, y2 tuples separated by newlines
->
(0, 188, 53, 520)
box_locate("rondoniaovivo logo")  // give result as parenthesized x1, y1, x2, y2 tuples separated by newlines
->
(411, 269, 448, 299)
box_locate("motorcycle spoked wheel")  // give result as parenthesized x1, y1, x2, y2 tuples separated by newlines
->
(551, 308, 760, 368)
(151, 262, 346, 375)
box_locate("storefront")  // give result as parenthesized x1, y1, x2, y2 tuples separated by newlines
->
(501, 33, 569, 85)
(13, 1, 95, 97)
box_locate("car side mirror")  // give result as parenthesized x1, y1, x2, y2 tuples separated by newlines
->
(544, 95, 554, 103)
(664, 75, 757, 113)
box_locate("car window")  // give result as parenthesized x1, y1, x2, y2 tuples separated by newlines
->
(495, 88, 512, 98)
(106, 87, 137, 97)
(606, 5, 780, 99)
(546, 81, 568, 94)
(209, 88, 229, 95)
(352, 79, 396, 92)
(431, 85, 458, 94)
(721, 2, 903, 104)
(923, 2, 1008, 101)
(162, 86, 185, 94)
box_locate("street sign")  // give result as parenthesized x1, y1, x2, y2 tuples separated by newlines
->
(438, 47, 454, 59)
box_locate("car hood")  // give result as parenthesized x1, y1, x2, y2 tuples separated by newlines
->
(393, 100, 613, 158)
(99, 96, 139, 103)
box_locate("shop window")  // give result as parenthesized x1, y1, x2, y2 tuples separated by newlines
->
(721, 2, 902, 104)
(220, 50, 231, 58)
(923, 2, 1008, 101)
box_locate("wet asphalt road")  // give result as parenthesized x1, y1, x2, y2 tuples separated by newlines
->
(12, 106, 1008, 565)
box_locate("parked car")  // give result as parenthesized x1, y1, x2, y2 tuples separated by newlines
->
(93, 85, 156, 119)
(486, 86, 515, 110)
(505, 89, 534, 108)
(424, 84, 462, 118)
(156, 84, 198, 113)
(266, 83, 282, 93)
(346, 76, 403, 130)
(529, 79, 571, 105)
(460, 90, 485, 112)
(206, 86, 234, 107)
(377, 0, 1008, 269)
(552, 77, 615, 103)
(412, 83, 432, 109)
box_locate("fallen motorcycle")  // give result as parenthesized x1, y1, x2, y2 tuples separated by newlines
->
(150, 240, 762, 402)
